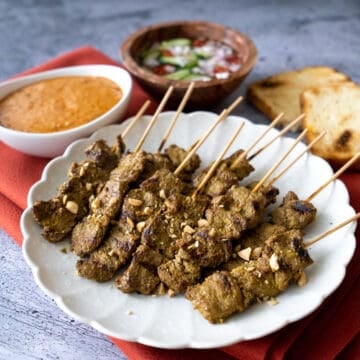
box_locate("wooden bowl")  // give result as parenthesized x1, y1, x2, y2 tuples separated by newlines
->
(120, 21, 257, 108)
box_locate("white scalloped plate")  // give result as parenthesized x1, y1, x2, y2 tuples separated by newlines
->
(21, 111, 357, 349)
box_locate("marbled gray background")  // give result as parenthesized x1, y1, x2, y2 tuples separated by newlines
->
(1, 0, 359, 359)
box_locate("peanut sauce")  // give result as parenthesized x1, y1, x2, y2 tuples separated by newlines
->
(0, 76, 122, 133)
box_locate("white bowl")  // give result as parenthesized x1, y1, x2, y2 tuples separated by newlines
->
(0, 65, 132, 157)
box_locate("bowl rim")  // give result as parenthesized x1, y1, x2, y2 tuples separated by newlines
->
(120, 20, 258, 89)
(0, 64, 133, 139)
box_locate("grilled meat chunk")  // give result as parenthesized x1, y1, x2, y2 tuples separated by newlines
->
(71, 151, 148, 256)
(271, 191, 317, 229)
(232, 228, 313, 300)
(76, 217, 139, 282)
(157, 182, 277, 292)
(140, 167, 190, 196)
(185, 271, 245, 324)
(84, 137, 123, 171)
(141, 211, 179, 259)
(141, 193, 208, 258)
(122, 188, 163, 222)
(186, 228, 313, 323)
(178, 229, 232, 268)
(158, 225, 232, 293)
(139, 152, 175, 182)
(33, 140, 122, 243)
(165, 144, 200, 172)
(157, 250, 201, 293)
(158, 224, 232, 293)
(115, 244, 164, 295)
(195, 150, 254, 197)
(205, 184, 278, 239)
(165, 144, 201, 181)
(76, 188, 162, 282)
(222, 223, 287, 271)
(33, 177, 91, 243)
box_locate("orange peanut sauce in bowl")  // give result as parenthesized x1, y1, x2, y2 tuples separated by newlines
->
(0, 76, 122, 133)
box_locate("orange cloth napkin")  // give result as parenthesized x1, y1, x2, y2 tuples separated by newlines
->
(0, 46, 359, 360)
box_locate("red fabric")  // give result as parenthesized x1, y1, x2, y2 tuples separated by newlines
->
(1, 46, 359, 360)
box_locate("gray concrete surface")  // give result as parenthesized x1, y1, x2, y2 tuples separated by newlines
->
(1, 0, 359, 359)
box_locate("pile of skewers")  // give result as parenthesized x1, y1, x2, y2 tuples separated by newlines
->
(32, 83, 360, 324)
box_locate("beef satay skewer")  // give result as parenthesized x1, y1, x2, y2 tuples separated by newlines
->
(174, 96, 243, 175)
(134, 86, 174, 152)
(251, 129, 308, 193)
(158, 82, 195, 152)
(121, 100, 151, 139)
(267, 151, 360, 232)
(230, 112, 284, 169)
(305, 212, 360, 247)
(306, 152, 360, 202)
(192, 121, 245, 198)
(247, 114, 305, 161)
(266, 131, 327, 187)
(174, 110, 228, 175)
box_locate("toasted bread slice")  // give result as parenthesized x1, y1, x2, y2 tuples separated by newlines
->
(302, 81, 360, 170)
(247, 67, 349, 130)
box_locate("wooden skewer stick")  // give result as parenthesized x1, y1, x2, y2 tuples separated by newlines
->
(134, 86, 174, 152)
(121, 100, 151, 139)
(306, 152, 360, 202)
(157, 82, 195, 152)
(230, 112, 284, 169)
(192, 121, 245, 198)
(174, 109, 228, 175)
(225, 95, 244, 114)
(174, 95, 244, 176)
(305, 212, 360, 248)
(266, 131, 327, 188)
(185, 95, 244, 153)
(247, 114, 305, 161)
(251, 128, 308, 193)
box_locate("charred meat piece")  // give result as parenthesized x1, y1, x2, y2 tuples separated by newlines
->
(115, 244, 164, 295)
(157, 183, 277, 292)
(221, 223, 286, 271)
(195, 150, 254, 197)
(121, 188, 163, 222)
(84, 137, 123, 171)
(141, 193, 208, 259)
(178, 229, 232, 268)
(139, 152, 175, 182)
(158, 226, 232, 293)
(205, 183, 278, 239)
(33, 177, 92, 242)
(232, 228, 313, 301)
(157, 250, 201, 293)
(165, 144, 201, 181)
(76, 217, 139, 282)
(111, 135, 126, 158)
(71, 151, 148, 256)
(185, 271, 245, 324)
(33, 140, 122, 243)
(271, 191, 317, 229)
(141, 210, 180, 259)
(186, 228, 313, 323)
(76, 188, 162, 282)
(140, 168, 190, 196)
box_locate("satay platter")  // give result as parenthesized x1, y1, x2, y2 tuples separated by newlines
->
(21, 105, 357, 348)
